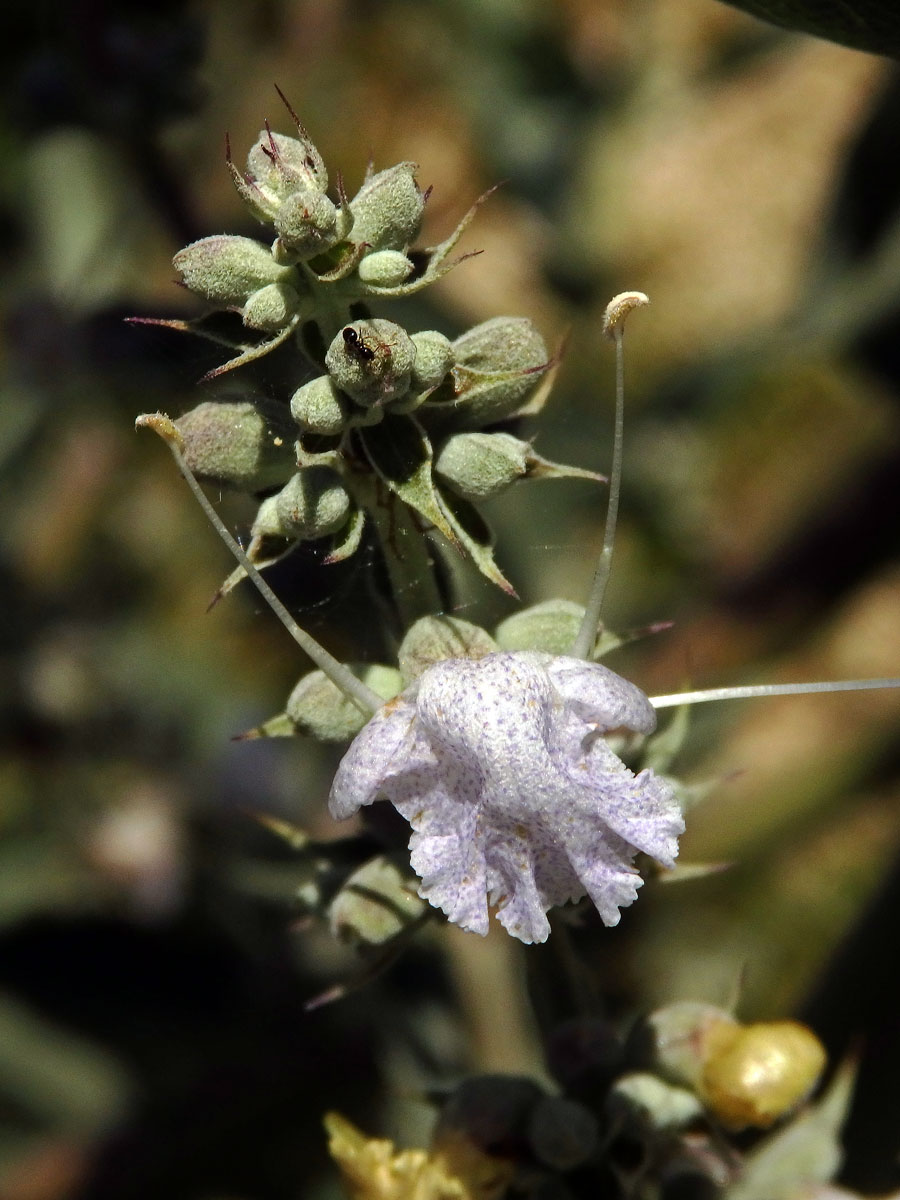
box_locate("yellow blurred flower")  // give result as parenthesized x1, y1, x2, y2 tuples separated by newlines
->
(325, 1112, 513, 1200)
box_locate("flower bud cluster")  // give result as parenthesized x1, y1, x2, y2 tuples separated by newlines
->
(157, 95, 600, 591)
(321, 1007, 839, 1200)
(167, 95, 497, 382)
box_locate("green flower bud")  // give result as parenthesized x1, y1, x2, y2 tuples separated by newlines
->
(290, 375, 352, 435)
(397, 615, 497, 685)
(286, 663, 401, 741)
(454, 316, 547, 372)
(434, 432, 596, 502)
(325, 319, 416, 407)
(276, 468, 351, 539)
(410, 330, 453, 391)
(173, 236, 296, 306)
(494, 599, 622, 661)
(349, 163, 424, 251)
(434, 431, 531, 499)
(253, 468, 351, 541)
(173, 397, 296, 491)
(495, 599, 587, 656)
(233, 127, 328, 223)
(273, 186, 341, 259)
(328, 855, 427, 947)
(356, 249, 414, 287)
(431, 317, 549, 428)
(241, 281, 302, 332)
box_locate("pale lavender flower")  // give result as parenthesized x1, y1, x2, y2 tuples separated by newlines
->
(329, 651, 684, 944)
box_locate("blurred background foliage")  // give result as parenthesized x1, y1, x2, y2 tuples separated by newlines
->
(1, 0, 899, 1197)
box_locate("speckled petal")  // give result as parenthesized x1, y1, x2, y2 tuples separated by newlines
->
(328, 694, 418, 819)
(556, 722, 684, 867)
(487, 842, 552, 943)
(327, 650, 684, 943)
(547, 657, 657, 734)
(410, 820, 490, 935)
(484, 816, 584, 943)
(564, 822, 645, 926)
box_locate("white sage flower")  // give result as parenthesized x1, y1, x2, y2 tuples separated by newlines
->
(329, 651, 684, 944)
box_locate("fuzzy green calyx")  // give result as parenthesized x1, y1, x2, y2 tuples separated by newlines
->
(285, 663, 401, 741)
(453, 316, 547, 374)
(275, 468, 351, 538)
(494, 599, 623, 659)
(273, 187, 346, 260)
(429, 317, 550, 428)
(410, 330, 453, 391)
(356, 249, 414, 287)
(173, 397, 297, 492)
(432, 432, 597, 501)
(325, 319, 416, 407)
(231, 126, 328, 224)
(495, 600, 587, 656)
(349, 163, 424, 252)
(246, 661, 400, 741)
(290, 376, 352, 435)
(328, 855, 428, 946)
(252, 468, 351, 541)
(173, 235, 298, 306)
(397, 615, 497, 684)
(242, 282, 303, 332)
(435, 432, 530, 499)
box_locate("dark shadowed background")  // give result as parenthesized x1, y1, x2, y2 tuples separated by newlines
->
(0, 2, 898, 1196)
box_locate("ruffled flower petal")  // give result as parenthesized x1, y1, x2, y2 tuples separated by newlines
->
(547, 657, 658, 733)
(328, 695, 417, 818)
(328, 651, 684, 943)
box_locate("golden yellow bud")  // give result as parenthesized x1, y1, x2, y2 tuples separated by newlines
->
(699, 1020, 827, 1131)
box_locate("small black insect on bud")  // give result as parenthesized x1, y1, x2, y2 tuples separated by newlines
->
(342, 326, 376, 362)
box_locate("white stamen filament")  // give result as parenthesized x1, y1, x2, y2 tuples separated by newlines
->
(651, 678, 900, 709)
(572, 292, 899, 709)
(573, 291, 648, 660)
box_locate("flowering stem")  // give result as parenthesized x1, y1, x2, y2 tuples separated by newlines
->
(650, 678, 900, 709)
(136, 413, 383, 718)
(349, 473, 446, 629)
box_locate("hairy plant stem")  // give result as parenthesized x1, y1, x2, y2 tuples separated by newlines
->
(349, 472, 447, 631)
